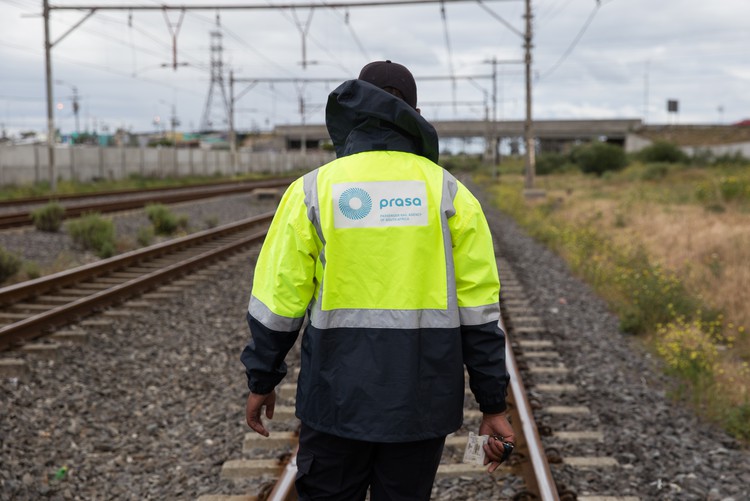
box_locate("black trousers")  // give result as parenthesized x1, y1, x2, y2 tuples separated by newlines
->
(295, 423, 446, 501)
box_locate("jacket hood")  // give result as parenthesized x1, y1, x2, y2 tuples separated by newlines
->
(325, 79, 439, 163)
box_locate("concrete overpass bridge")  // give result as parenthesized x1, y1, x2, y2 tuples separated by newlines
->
(271, 118, 644, 152)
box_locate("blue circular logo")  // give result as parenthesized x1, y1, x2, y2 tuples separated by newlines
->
(339, 187, 372, 220)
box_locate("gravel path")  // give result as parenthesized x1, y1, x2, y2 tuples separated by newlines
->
(1, 178, 749, 500)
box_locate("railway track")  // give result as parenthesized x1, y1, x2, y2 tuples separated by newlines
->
(2, 177, 745, 499)
(0, 206, 642, 499)
(199, 244, 641, 501)
(0, 177, 292, 229)
(0, 212, 274, 352)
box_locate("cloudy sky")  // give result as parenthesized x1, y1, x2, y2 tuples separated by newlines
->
(1, 0, 749, 137)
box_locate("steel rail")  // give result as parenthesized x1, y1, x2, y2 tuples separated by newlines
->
(0, 212, 274, 306)
(266, 446, 299, 501)
(257, 314, 559, 501)
(0, 178, 293, 209)
(0, 177, 292, 229)
(500, 315, 560, 500)
(0, 214, 274, 351)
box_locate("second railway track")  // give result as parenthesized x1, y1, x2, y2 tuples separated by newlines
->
(0, 177, 292, 230)
(0, 212, 274, 352)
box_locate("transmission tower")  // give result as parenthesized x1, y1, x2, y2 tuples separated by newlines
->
(199, 18, 229, 132)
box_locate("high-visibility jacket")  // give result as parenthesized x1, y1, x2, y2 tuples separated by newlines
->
(241, 79, 508, 442)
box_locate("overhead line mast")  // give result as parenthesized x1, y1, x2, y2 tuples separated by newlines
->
(50, 0, 521, 11)
(42, 0, 524, 190)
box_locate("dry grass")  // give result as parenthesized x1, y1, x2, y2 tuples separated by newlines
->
(525, 168, 750, 415)
(554, 198, 750, 339)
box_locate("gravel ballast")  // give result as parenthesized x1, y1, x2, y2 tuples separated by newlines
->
(2, 181, 749, 500)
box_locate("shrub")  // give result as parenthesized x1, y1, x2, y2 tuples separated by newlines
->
(22, 261, 41, 280)
(204, 216, 220, 229)
(574, 142, 628, 176)
(696, 176, 750, 205)
(655, 316, 720, 383)
(716, 176, 750, 202)
(136, 226, 155, 247)
(724, 402, 750, 441)
(30, 202, 65, 232)
(640, 162, 671, 181)
(638, 141, 687, 164)
(145, 204, 188, 236)
(441, 155, 486, 173)
(712, 151, 749, 166)
(536, 152, 570, 175)
(0, 247, 22, 283)
(66, 213, 116, 258)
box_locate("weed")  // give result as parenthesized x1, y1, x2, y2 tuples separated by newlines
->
(30, 202, 65, 232)
(640, 162, 671, 181)
(204, 216, 220, 229)
(0, 247, 22, 283)
(655, 316, 719, 383)
(22, 261, 41, 280)
(65, 213, 116, 258)
(136, 226, 155, 247)
(145, 204, 188, 236)
(614, 212, 627, 228)
(723, 402, 750, 441)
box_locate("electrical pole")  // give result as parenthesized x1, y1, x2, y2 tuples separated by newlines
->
(43, 0, 56, 191)
(229, 70, 237, 174)
(489, 56, 498, 166)
(523, 0, 536, 192)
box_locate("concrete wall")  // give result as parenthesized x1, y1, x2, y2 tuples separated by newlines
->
(625, 133, 750, 158)
(0, 145, 335, 186)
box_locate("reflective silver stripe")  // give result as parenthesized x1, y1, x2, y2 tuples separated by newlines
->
(303, 169, 326, 267)
(441, 170, 459, 319)
(309, 300, 460, 329)
(442, 170, 459, 219)
(248, 295, 305, 332)
(459, 304, 501, 326)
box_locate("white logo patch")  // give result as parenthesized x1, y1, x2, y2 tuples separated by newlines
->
(333, 181, 428, 228)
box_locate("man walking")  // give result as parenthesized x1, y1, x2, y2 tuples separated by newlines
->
(241, 60, 513, 500)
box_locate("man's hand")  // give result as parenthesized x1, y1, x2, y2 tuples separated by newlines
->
(245, 390, 276, 437)
(478, 412, 515, 473)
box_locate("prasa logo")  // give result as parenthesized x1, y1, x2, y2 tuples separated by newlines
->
(338, 187, 373, 220)
(379, 197, 423, 209)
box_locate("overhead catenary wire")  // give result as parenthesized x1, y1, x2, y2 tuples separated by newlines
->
(55, 10, 211, 73)
(186, 9, 297, 78)
(272, 2, 354, 75)
(539, 0, 602, 79)
(48, 0, 523, 10)
(341, 8, 370, 61)
(475, 0, 523, 38)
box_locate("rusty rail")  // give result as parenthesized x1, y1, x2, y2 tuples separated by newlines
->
(0, 212, 274, 350)
(501, 314, 560, 501)
(255, 309, 559, 501)
(0, 177, 292, 229)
